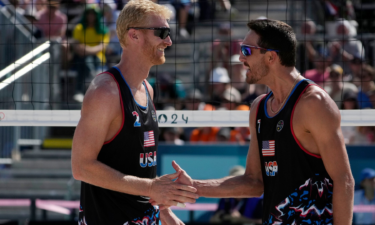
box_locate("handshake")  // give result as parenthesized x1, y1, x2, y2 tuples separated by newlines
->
(148, 161, 198, 210)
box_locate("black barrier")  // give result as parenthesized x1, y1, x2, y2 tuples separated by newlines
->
(28, 221, 76, 225)
(0, 221, 18, 225)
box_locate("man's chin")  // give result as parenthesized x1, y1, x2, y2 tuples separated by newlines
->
(152, 57, 166, 65)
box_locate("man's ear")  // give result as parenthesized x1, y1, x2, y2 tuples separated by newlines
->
(266, 51, 278, 65)
(127, 29, 139, 42)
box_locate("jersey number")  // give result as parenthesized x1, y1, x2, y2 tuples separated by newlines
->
(133, 111, 141, 127)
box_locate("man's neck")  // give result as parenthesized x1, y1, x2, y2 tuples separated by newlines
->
(116, 53, 151, 90)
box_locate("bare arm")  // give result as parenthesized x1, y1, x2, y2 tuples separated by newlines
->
(71, 74, 198, 206)
(192, 96, 264, 198)
(300, 87, 354, 225)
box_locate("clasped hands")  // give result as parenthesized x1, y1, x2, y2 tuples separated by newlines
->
(148, 161, 197, 210)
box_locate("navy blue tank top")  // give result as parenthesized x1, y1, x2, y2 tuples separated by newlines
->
(78, 67, 160, 225)
(255, 79, 333, 224)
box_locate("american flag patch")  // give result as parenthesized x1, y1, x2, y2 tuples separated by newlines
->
(262, 140, 275, 156)
(144, 131, 155, 147)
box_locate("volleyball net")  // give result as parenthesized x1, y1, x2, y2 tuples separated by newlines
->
(0, 0, 374, 155)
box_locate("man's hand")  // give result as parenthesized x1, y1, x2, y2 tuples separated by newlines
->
(172, 161, 193, 186)
(149, 161, 198, 209)
(160, 208, 185, 225)
(148, 170, 198, 208)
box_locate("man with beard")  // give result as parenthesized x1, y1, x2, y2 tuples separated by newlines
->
(150, 19, 355, 225)
(71, 1, 198, 225)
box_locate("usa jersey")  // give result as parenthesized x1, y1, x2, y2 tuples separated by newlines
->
(78, 67, 160, 225)
(255, 79, 333, 225)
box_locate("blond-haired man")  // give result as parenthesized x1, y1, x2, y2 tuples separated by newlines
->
(71, 1, 197, 224)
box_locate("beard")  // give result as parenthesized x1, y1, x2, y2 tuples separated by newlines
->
(245, 60, 269, 84)
(143, 36, 166, 65)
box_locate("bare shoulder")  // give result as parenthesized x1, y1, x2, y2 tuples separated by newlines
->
(81, 74, 120, 116)
(298, 85, 341, 125)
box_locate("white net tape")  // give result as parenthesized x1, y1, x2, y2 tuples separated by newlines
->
(0, 110, 374, 127)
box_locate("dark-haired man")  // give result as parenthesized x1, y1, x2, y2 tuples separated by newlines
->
(151, 19, 354, 224)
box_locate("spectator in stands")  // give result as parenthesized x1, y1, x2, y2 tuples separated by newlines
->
(184, 89, 205, 111)
(72, 5, 109, 102)
(329, 20, 365, 75)
(8, 0, 25, 15)
(183, 89, 205, 141)
(296, 20, 324, 74)
(212, 22, 242, 71)
(350, 57, 365, 81)
(216, 127, 231, 142)
(169, 0, 191, 38)
(243, 84, 269, 105)
(22, 0, 46, 16)
(353, 168, 375, 225)
(325, 64, 357, 109)
(207, 66, 238, 107)
(354, 64, 375, 109)
(229, 54, 249, 99)
(340, 91, 359, 144)
(148, 73, 186, 110)
(220, 87, 241, 110)
(210, 166, 263, 224)
(103, 3, 121, 68)
(229, 105, 250, 144)
(35, 0, 67, 40)
(190, 104, 219, 142)
(303, 54, 331, 88)
(163, 127, 185, 145)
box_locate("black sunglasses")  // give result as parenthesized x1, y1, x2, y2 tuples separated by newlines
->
(127, 27, 171, 39)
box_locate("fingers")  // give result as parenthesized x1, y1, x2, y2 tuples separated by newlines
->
(175, 183, 197, 193)
(164, 170, 181, 180)
(172, 160, 182, 172)
(173, 188, 199, 200)
(170, 192, 197, 204)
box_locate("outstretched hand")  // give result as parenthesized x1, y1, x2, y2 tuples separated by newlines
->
(172, 161, 194, 186)
(150, 161, 198, 209)
(148, 167, 198, 209)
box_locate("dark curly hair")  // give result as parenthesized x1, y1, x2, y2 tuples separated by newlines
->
(247, 19, 297, 67)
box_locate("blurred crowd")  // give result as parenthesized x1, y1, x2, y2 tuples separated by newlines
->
(3, 0, 375, 145)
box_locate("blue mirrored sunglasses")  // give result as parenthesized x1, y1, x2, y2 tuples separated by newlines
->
(240, 44, 279, 56)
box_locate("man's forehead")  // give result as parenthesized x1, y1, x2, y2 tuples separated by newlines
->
(146, 14, 170, 27)
(243, 30, 259, 45)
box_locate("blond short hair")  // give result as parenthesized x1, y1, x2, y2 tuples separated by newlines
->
(116, 0, 172, 48)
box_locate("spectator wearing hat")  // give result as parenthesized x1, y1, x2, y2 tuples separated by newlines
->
(329, 20, 365, 75)
(207, 66, 235, 107)
(72, 5, 110, 102)
(325, 64, 357, 109)
(353, 168, 375, 225)
(220, 87, 241, 110)
(210, 166, 263, 224)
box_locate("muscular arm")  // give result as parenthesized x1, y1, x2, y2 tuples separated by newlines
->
(299, 88, 354, 225)
(71, 75, 197, 205)
(191, 96, 265, 198)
